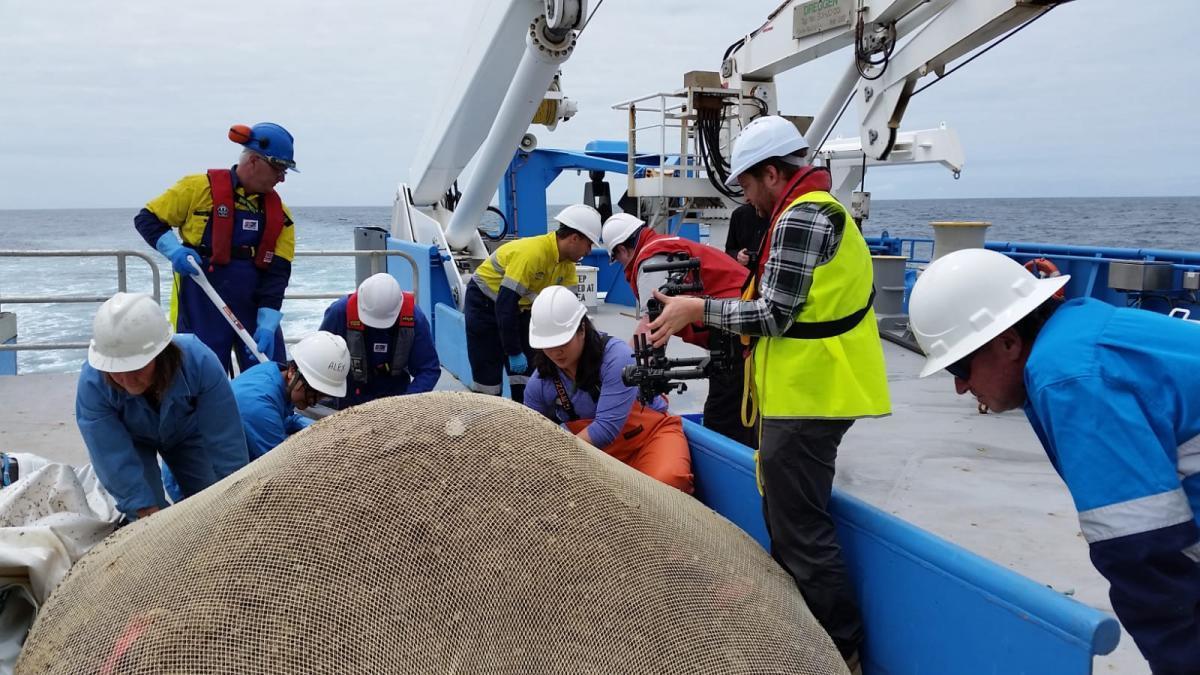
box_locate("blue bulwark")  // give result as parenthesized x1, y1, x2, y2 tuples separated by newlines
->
(683, 419, 1121, 675)
(433, 302, 509, 398)
(0, 312, 16, 376)
(386, 237, 456, 337)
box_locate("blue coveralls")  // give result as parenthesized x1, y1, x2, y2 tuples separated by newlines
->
(230, 362, 314, 460)
(75, 334, 250, 518)
(1023, 298, 1200, 673)
(135, 170, 293, 373)
(317, 295, 441, 409)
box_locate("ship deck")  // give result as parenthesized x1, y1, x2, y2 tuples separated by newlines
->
(0, 300, 1145, 672)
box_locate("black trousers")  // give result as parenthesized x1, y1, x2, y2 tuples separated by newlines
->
(702, 354, 757, 448)
(759, 416, 863, 657)
(463, 284, 533, 403)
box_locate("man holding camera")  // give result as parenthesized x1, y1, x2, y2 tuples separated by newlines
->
(646, 116, 890, 670)
(601, 213, 754, 447)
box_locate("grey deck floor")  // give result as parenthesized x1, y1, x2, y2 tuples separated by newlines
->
(0, 307, 1145, 672)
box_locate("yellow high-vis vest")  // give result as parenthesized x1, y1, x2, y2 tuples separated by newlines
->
(752, 191, 891, 419)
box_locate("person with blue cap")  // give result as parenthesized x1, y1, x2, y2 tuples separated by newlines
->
(134, 122, 299, 373)
(317, 273, 441, 410)
(75, 293, 249, 521)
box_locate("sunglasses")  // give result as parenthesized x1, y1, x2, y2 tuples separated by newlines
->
(257, 154, 290, 175)
(945, 352, 975, 381)
(289, 372, 323, 404)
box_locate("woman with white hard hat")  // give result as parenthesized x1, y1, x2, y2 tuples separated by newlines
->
(227, 331, 351, 461)
(75, 293, 249, 520)
(523, 286, 693, 493)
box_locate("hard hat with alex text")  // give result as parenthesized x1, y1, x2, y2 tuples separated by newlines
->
(554, 204, 603, 245)
(909, 248, 1070, 378)
(88, 293, 174, 373)
(228, 122, 299, 172)
(601, 213, 645, 261)
(357, 273, 403, 329)
(725, 115, 809, 187)
(529, 285, 588, 349)
(291, 331, 351, 398)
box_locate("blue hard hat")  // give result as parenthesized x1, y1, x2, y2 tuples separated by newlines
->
(234, 122, 299, 172)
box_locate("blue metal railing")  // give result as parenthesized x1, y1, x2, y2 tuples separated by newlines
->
(865, 234, 1200, 318)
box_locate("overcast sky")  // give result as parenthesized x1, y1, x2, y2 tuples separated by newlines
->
(1, 0, 1196, 209)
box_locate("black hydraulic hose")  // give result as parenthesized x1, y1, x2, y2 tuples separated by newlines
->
(479, 205, 509, 241)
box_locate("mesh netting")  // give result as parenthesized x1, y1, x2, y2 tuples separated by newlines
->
(19, 392, 845, 674)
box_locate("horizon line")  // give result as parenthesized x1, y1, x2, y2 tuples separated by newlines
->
(2, 194, 1200, 213)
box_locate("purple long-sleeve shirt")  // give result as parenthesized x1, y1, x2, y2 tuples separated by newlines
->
(523, 336, 667, 448)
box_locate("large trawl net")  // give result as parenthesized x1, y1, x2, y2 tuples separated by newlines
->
(19, 393, 846, 674)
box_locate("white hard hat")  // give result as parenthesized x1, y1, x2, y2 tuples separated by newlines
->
(554, 204, 603, 245)
(909, 249, 1070, 378)
(357, 273, 403, 329)
(601, 213, 645, 260)
(291, 331, 351, 398)
(529, 285, 588, 349)
(725, 115, 810, 187)
(88, 293, 174, 373)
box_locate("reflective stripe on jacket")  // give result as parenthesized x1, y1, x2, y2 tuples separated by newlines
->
(1023, 298, 1200, 671)
(470, 232, 577, 307)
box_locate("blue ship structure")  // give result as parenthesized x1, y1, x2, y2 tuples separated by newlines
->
(365, 140, 1200, 674)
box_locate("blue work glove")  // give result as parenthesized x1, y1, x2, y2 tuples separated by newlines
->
(254, 307, 283, 357)
(507, 352, 528, 374)
(154, 230, 202, 275)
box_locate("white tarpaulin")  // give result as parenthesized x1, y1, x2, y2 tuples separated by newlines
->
(0, 456, 118, 674)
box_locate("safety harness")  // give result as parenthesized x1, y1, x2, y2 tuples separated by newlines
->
(345, 290, 416, 388)
(205, 168, 285, 269)
(549, 336, 613, 422)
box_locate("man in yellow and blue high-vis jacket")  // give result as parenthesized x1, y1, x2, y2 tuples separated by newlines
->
(464, 204, 601, 403)
(134, 122, 297, 373)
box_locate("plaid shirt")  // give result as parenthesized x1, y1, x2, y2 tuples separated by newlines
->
(703, 200, 846, 336)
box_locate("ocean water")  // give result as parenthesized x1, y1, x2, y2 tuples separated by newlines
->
(1, 197, 1197, 373)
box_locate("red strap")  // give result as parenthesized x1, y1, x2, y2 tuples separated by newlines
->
(346, 292, 366, 331)
(348, 289, 413, 330)
(398, 291, 416, 328)
(255, 190, 285, 270)
(206, 169, 235, 266)
(205, 169, 285, 269)
(752, 166, 833, 291)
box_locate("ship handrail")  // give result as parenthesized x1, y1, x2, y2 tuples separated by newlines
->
(0, 248, 421, 353)
(0, 249, 163, 305)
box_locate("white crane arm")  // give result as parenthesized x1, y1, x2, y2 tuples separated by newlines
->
(407, 0, 547, 207)
(722, 0, 1067, 160)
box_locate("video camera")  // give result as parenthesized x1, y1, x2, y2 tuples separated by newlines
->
(621, 253, 741, 403)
